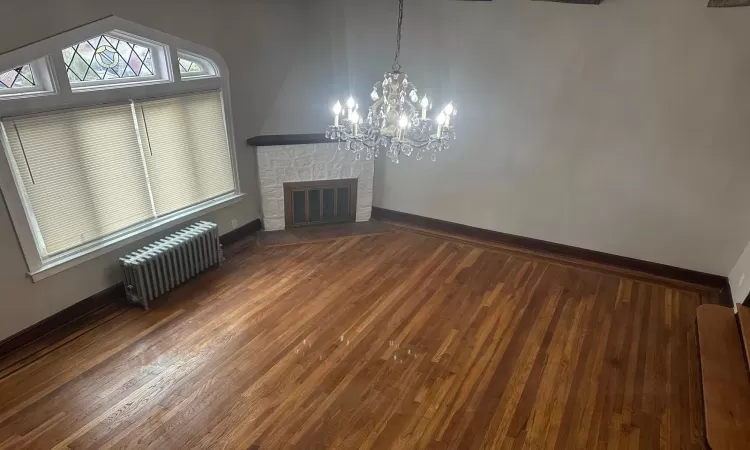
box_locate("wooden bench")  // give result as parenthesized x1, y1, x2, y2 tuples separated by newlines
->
(696, 304, 750, 449)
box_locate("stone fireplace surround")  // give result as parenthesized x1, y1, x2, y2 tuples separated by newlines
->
(256, 142, 374, 231)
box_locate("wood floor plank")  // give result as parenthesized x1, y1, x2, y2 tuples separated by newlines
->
(0, 227, 714, 449)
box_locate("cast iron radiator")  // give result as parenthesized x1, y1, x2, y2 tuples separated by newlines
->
(120, 221, 222, 309)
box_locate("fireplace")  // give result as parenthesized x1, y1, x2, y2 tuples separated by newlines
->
(256, 142, 374, 231)
(283, 179, 357, 228)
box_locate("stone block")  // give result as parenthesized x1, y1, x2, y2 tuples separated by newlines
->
(258, 168, 276, 178)
(295, 156, 314, 167)
(271, 159, 293, 168)
(264, 217, 285, 231)
(265, 187, 283, 200)
(313, 164, 327, 180)
(262, 198, 282, 215)
(293, 146, 315, 158)
(297, 168, 313, 181)
(260, 176, 277, 187)
(257, 154, 270, 169)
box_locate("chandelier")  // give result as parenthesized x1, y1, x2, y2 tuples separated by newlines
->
(325, 0, 457, 163)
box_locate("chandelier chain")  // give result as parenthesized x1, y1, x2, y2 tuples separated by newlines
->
(392, 0, 404, 73)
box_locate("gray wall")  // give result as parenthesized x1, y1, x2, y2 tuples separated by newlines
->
(730, 240, 750, 305)
(0, 0, 324, 341)
(334, 0, 750, 276)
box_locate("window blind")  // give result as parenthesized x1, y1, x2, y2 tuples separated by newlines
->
(3, 104, 153, 256)
(135, 91, 234, 217)
(1, 90, 236, 259)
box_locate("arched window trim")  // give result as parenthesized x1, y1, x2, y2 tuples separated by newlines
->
(0, 16, 240, 281)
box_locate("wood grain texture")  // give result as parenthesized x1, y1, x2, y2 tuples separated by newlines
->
(0, 228, 721, 449)
(372, 207, 730, 293)
(737, 305, 750, 376)
(696, 305, 750, 450)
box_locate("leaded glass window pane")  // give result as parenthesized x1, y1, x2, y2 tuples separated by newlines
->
(178, 57, 204, 75)
(0, 65, 35, 90)
(62, 34, 155, 84)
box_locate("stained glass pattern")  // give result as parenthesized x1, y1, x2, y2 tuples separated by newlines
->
(63, 35, 154, 84)
(0, 65, 35, 90)
(178, 57, 207, 77)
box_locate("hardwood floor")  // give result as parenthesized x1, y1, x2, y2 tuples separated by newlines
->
(0, 226, 720, 449)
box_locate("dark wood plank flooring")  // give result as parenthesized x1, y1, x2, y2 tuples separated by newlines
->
(0, 227, 719, 449)
(257, 221, 390, 247)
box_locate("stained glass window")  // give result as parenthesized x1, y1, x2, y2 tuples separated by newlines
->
(0, 65, 35, 90)
(62, 34, 155, 84)
(178, 57, 204, 75)
(177, 54, 215, 79)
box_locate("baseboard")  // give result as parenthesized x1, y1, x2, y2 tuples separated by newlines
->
(0, 283, 126, 359)
(373, 207, 731, 299)
(219, 218, 263, 247)
(0, 218, 264, 359)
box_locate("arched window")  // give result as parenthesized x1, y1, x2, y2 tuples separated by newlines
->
(0, 16, 239, 281)
(177, 51, 217, 79)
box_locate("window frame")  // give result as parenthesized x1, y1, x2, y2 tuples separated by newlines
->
(0, 16, 241, 282)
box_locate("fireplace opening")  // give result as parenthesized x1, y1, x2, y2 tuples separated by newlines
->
(283, 179, 358, 228)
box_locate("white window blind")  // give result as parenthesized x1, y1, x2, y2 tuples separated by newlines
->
(3, 104, 153, 256)
(2, 90, 235, 259)
(134, 91, 234, 216)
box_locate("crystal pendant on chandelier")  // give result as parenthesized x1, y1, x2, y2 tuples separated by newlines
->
(325, 0, 457, 163)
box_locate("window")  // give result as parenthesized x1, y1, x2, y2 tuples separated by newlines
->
(2, 91, 233, 257)
(177, 52, 217, 79)
(134, 92, 234, 216)
(63, 33, 164, 89)
(0, 59, 55, 99)
(0, 65, 35, 89)
(3, 104, 154, 255)
(0, 16, 238, 280)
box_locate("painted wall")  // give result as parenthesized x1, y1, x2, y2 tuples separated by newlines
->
(729, 241, 750, 305)
(331, 0, 750, 276)
(0, 0, 313, 341)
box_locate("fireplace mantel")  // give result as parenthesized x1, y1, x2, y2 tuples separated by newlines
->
(246, 133, 330, 147)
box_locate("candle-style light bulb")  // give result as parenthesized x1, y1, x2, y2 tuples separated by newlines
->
(351, 110, 360, 135)
(444, 103, 454, 127)
(436, 112, 446, 138)
(333, 101, 342, 126)
(421, 96, 429, 119)
(398, 115, 409, 140)
(346, 96, 355, 120)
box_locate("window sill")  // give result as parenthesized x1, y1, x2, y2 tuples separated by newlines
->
(28, 192, 245, 282)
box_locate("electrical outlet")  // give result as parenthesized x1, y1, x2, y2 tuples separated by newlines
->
(231, 219, 238, 230)
(740, 273, 745, 287)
